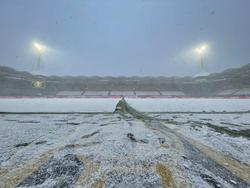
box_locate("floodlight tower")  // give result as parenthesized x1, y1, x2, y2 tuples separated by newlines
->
(194, 44, 208, 70)
(33, 42, 45, 70)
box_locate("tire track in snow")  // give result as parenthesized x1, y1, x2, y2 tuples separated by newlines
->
(117, 98, 250, 187)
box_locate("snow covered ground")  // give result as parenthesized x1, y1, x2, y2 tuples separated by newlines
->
(0, 98, 249, 187)
(149, 113, 250, 164)
(1, 98, 250, 113)
(127, 98, 250, 112)
(0, 113, 186, 187)
(0, 98, 119, 113)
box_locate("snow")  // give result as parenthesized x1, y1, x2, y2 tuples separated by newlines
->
(126, 98, 250, 112)
(0, 113, 181, 187)
(149, 113, 250, 164)
(1, 98, 250, 113)
(0, 98, 119, 113)
(0, 98, 249, 187)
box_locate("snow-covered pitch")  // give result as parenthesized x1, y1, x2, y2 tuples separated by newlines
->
(0, 98, 250, 113)
(0, 98, 249, 187)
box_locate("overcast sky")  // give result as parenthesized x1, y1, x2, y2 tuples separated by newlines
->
(0, 0, 250, 76)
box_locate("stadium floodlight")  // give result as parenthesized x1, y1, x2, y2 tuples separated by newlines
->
(33, 42, 46, 70)
(33, 42, 45, 54)
(194, 44, 208, 69)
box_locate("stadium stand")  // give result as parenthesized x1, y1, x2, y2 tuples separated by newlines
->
(160, 91, 185, 96)
(110, 91, 135, 96)
(216, 89, 239, 96)
(234, 88, 250, 96)
(83, 91, 109, 96)
(135, 91, 161, 97)
(56, 91, 83, 97)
